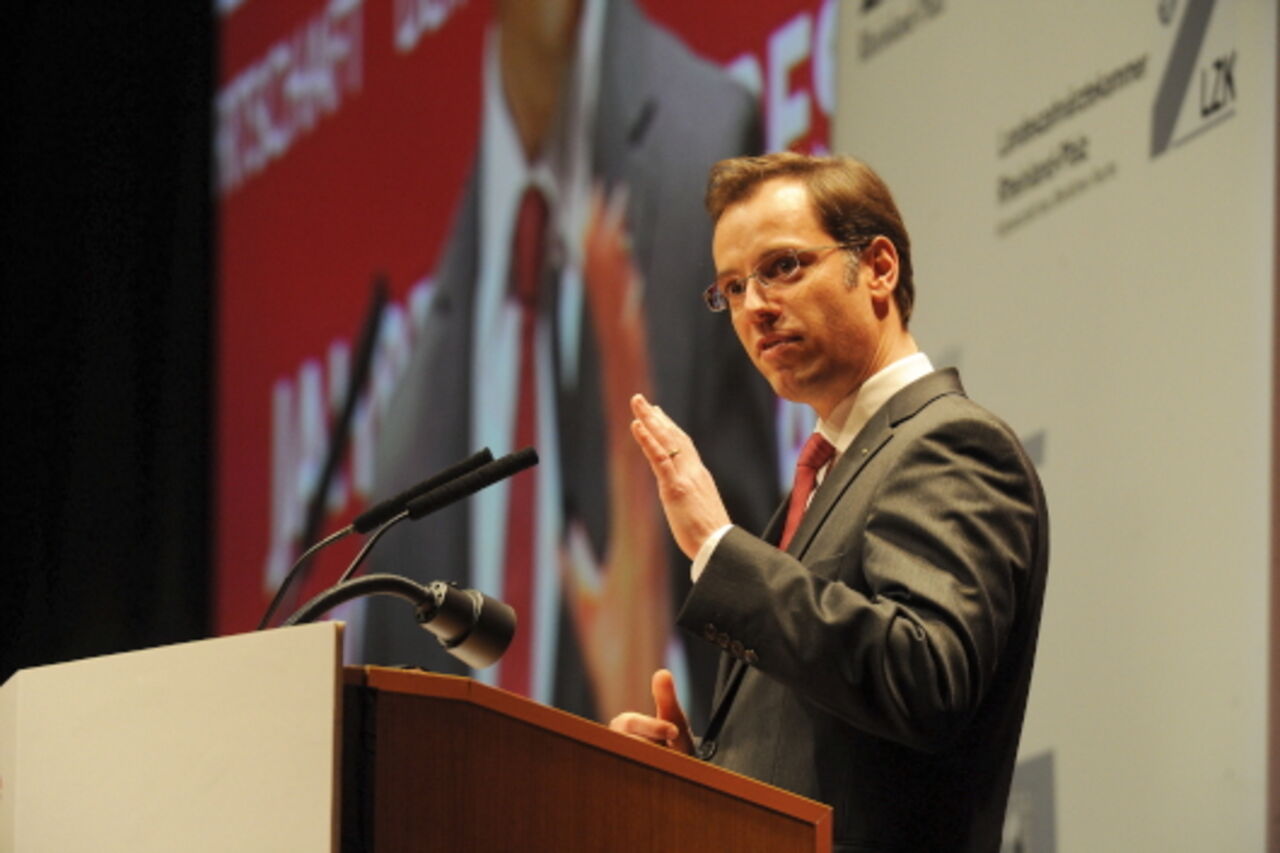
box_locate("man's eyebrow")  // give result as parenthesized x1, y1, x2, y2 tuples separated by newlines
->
(715, 245, 791, 280)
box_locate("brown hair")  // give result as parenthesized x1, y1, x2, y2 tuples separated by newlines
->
(705, 152, 914, 324)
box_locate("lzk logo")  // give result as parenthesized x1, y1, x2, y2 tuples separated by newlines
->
(1151, 0, 1237, 157)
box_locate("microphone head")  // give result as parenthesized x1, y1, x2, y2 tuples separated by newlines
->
(405, 446, 540, 521)
(416, 582, 517, 669)
(352, 448, 494, 533)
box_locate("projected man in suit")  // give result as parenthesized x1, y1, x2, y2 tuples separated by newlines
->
(612, 153, 1049, 853)
(363, 0, 777, 724)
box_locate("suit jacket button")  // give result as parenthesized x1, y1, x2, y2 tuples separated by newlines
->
(744, 649, 759, 665)
(695, 740, 717, 761)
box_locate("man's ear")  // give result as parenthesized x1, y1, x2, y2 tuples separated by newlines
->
(865, 235, 899, 300)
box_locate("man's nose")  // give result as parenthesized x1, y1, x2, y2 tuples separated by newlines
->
(740, 275, 779, 315)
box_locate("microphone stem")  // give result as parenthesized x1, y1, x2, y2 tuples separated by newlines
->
(337, 510, 408, 585)
(283, 574, 434, 627)
(257, 524, 352, 630)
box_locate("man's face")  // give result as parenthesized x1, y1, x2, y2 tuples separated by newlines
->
(712, 178, 893, 419)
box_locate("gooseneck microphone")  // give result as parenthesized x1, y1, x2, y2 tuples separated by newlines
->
(256, 448, 495, 630)
(283, 575, 517, 669)
(335, 447, 540, 584)
(281, 447, 538, 669)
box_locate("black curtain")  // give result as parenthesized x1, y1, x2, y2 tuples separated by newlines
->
(3, 3, 213, 683)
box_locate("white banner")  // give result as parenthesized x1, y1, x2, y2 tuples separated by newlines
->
(836, 1, 1276, 849)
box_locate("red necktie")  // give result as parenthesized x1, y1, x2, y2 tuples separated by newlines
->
(778, 432, 836, 551)
(500, 187, 548, 694)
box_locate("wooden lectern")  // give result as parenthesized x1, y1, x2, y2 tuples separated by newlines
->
(1, 624, 831, 852)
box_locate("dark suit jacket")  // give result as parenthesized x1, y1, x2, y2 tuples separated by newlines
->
(678, 369, 1049, 853)
(363, 0, 777, 722)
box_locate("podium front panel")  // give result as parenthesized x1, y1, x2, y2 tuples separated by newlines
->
(343, 667, 831, 853)
(0, 623, 344, 853)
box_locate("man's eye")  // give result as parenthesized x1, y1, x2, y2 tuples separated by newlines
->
(723, 279, 747, 296)
(762, 252, 802, 282)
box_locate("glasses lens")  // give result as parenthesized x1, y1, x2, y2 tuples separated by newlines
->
(757, 249, 805, 286)
(705, 244, 849, 313)
(703, 282, 726, 312)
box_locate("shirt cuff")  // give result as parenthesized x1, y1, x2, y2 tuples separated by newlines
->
(690, 524, 734, 582)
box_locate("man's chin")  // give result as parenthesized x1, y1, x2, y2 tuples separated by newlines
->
(768, 372, 833, 415)
(769, 377, 808, 406)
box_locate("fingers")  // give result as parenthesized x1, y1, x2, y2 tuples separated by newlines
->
(607, 670, 694, 755)
(629, 412, 667, 471)
(651, 669, 686, 727)
(629, 394, 689, 467)
(597, 181, 629, 238)
(651, 669, 694, 754)
(609, 711, 678, 746)
(629, 394, 731, 559)
(584, 183, 640, 325)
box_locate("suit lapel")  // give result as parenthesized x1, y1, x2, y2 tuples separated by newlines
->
(783, 429, 891, 559)
(591, 0, 696, 405)
(592, 0, 654, 186)
(784, 369, 965, 559)
(700, 370, 966, 739)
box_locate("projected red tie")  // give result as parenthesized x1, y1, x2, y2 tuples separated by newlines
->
(778, 432, 836, 551)
(501, 187, 548, 695)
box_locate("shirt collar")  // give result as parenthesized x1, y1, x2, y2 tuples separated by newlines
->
(817, 352, 935, 454)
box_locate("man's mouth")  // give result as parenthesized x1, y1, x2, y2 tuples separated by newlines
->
(758, 333, 802, 356)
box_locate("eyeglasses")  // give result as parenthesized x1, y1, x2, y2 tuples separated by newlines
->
(703, 242, 865, 313)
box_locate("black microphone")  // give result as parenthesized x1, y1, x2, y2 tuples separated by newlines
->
(351, 447, 493, 533)
(404, 447, 539, 520)
(257, 448, 496, 630)
(332, 447, 540, 586)
(282, 575, 516, 669)
(417, 580, 517, 669)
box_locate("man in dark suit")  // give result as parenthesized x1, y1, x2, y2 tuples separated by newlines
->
(362, 0, 777, 724)
(613, 152, 1049, 853)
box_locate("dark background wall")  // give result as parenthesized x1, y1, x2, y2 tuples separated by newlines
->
(3, 3, 213, 683)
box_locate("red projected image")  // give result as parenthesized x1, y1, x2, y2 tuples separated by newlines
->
(216, 0, 836, 724)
